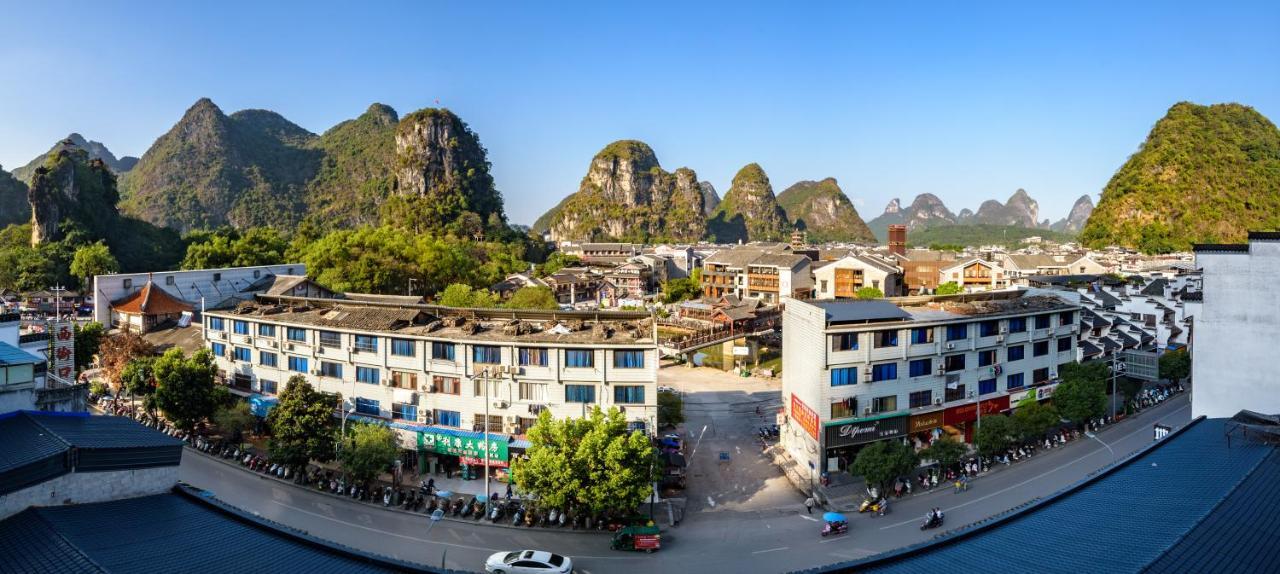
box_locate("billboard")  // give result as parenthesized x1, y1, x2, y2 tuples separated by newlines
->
(790, 394, 820, 441)
(50, 322, 75, 384)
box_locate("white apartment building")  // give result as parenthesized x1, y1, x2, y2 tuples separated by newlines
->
(781, 291, 1079, 476)
(812, 255, 903, 299)
(203, 295, 658, 472)
(1191, 233, 1280, 419)
(93, 264, 306, 326)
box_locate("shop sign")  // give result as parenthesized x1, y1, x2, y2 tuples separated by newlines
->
(982, 395, 1010, 415)
(418, 430, 509, 461)
(461, 456, 509, 469)
(944, 402, 979, 426)
(791, 394, 820, 441)
(1008, 389, 1031, 405)
(395, 428, 419, 450)
(824, 415, 908, 448)
(1036, 383, 1058, 401)
(50, 322, 75, 384)
(909, 411, 944, 433)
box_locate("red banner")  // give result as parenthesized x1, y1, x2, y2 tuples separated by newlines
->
(791, 394, 820, 441)
(461, 456, 509, 469)
(945, 395, 1012, 425)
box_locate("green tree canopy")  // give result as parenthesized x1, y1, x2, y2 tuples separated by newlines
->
(538, 252, 580, 276)
(267, 375, 339, 468)
(919, 435, 967, 470)
(851, 440, 918, 493)
(74, 322, 105, 370)
(1013, 398, 1060, 441)
(182, 227, 288, 270)
(1055, 362, 1109, 423)
(1159, 349, 1191, 383)
(855, 286, 884, 300)
(151, 348, 217, 432)
(505, 286, 559, 310)
(213, 401, 255, 443)
(120, 356, 156, 399)
(661, 278, 701, 304)
(70, 241, 119, 288)
(339, 422, 398, 484)
(974, 414, 1017, 458)
(436, 283, 499, 308)
(936, 282, 963, 295)
(658, 389, 685, 428)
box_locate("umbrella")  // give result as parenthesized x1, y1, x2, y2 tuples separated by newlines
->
(436, 490, 453, 498)
(476, 494, 489, 502)
(823, 512, 846, 522)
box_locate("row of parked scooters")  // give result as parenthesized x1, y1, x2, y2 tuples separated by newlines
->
(1131, 384, 1182, 411)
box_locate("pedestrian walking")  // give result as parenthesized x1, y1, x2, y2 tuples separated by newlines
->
(804, 496, 815, 514)
(505, 483, 513, 499)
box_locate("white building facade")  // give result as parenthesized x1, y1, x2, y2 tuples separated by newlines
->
(93, 264, 305, 325)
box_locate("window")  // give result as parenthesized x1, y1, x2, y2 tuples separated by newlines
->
(516, 417, 538, 434)
(473, 414, 503, 433)
(257, 323, 275, 337)
(208, 317, 224, 331)
(286, 327, 306, 342)
(910, 358, 934, 377)
(945, 383, 966, 402)
(391, 371, 417, 390)
(871, 363, 897, 382)
(392, 403, 417, 421)
(979, 321, 1000, 337)
(319, 361, 343, 378)
(979, 378, 997, 395)
(233, 320, 249, 335)
(1034, 314, 1051, 329)
(946, 324, 968, 341)
(830, 367, 857, 386)
(831, 398, 856, 419)
(1057, 337, 1072, 352)
(565, 384, 596, 403)
(288, 356, 308, 373)
(473, 345, 501, 364)
(356, 366, 380, 385)
(432, 376, 460, 395)
(614, 385, 645, 404)
(518, 348, 548, 367)
(871, 395, 897, 414)
(1059, 311, 1074, 325)
(910, 328, 933, 345)
(233, 347, 251, 362)
(259, 351, 278, 367)
(1033, 367, 1050, 383)
(389, 338, 414, 356)
(909, 390, 933, 409)
(1008, 317, 1027, 333)
(355, 398, 380, 416)
(432, 342, 456, 361)
(1033, 341, 1049, 357)
(354, 335, 378, 353)
(944, 354, 966, 372)
(318, 331, 341, 348)
(874, 330, 899, 348)
(565, 349, 594, 368)
(1006, 373, 1025, 390)
(260, 379, 277, 395)
(211, 342, 226, 356)
(831, 333, 859, 351)
(1007, 345, 1025, 362)
(519, 382, 547, 402)
(978, 349, 996, 367)
(614, 350, 646, 368)
(433, 409, 461, 427)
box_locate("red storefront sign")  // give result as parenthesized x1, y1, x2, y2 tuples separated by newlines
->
(944, 395, 1012, 425)
(460, 456, 509, 469)
(791, 394, 820, 441)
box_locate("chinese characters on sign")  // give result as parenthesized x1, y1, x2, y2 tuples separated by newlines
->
(418, 430, 509, 462)
(50, 322, 75, 384)
(790, 394, 820, 441)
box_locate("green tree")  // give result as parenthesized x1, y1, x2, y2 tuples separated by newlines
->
(505, 286, 559, 310)
(1159, 349, 1191, 384)
(267, 375, 339, 468)
(73, 322, 106, 370)
(919, 435, 966, 471)
(1013, 398, 1060, 442)
(538, 252, 580, 276)
(974, 414, 1016, 458)
(855, 286, 884, 300)
(339, 422, 399, 484)
(120, 356, 156, 399)
(658, 390, 685, 427)
(151, 348, 217, 431)
(213, 401, 255, 443)
(436, 283, 499, 308)
(69, 241, 119, 289)
(850, 440, 918, 493)
(662, 278, 701, 304)
(1054, 362, 1109, 423)
(181, 227, 288, 270)
(936, 281, 963, 295)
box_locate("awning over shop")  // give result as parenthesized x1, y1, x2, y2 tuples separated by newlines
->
(247, 394, 278, 418)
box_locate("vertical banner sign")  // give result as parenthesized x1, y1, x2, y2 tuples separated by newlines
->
(51, 322, 75, 384)
(790, 393, 820, 441)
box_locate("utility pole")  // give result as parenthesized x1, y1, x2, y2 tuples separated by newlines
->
(482, 367, 492, 517)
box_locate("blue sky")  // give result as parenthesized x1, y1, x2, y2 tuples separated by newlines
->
(2, 1, 1277, 225)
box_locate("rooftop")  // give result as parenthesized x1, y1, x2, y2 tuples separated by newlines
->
(0, 341, 40, 366)
(110, 281, 193, 315)
(812, 290, 1075, 326)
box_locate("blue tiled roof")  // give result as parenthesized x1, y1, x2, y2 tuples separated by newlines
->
(805, 418, 1276, 574)
(0, 508, 105, 573)
(815, 300, 912, 324)
(0, 341, 39, 365)
(0, 412, 69, 474)
(26, 412, 185, 450)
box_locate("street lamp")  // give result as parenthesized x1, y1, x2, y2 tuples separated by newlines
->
(479, 367, 493, 517)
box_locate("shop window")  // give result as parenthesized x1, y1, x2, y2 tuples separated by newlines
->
(909, 390, 933, 408)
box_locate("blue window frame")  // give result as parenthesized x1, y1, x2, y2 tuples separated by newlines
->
(286, 327, 306, 342)
(393, 403, 417, 421)
(910, 328, 933, 345)
(257, 323, 276, 337)
(565, 349, 594, 368)
(211, 342, 226, 356)
(259, 351, 277, 367)
(871, 363, 898, 382)
(614, 350, 645, 369)
(319, 361, 342, 378)
(434, 409, 461, 427)
(1008, 317, 1027, 333)
(946, 324, 968, 341)
(830, 367, 857, 386)
(1006, 372, 1025, 390)
(909, 358, 932, 377)
(207, 317, 224, 331)
(432, 342, 456, 361)
(233, 346, 251, 362)
(874, 330, 899, 348)
(390, 339, 415, 357)
(978, 349, 996, 367)
(565, 384, 596, 403)
(1034, 314, 1052, 329)
(356, 366, 380, 385)
(614, 385, 645, 404)
(260, 379, 278, 394)
(473, 345, 501, 364)
(979, 321, 999, 337)
(354, 335, 378, 353)
(355, 398, 380, 416)
(831, 333, 858, 351)
(979, 378, 997, 395)
(519, 348, 548, 367)
(233, 320, 249, 335)
(1007, 345, 1025, 361)
(288, 356, 308, 373)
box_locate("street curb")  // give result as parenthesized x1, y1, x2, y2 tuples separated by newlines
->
(185, 446, 612, 534)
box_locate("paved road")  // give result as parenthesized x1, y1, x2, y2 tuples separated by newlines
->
(179, 390, 1191, 574)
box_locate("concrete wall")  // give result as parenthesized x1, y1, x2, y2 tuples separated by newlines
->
(0, 466, 178, 519)
(1193, 241, 1280, 418)
(780, 298, 829, 481)
(92, 264, 305, 324)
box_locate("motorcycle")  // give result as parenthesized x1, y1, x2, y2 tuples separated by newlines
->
(858, 497, 885, 514)
(821, 520, 849, 537)
(921, 513, 944, 530)
(383, 487, 393, 507)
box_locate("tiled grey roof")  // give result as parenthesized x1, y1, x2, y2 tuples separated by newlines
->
(0, 412, 69, 474)
(28, 413, 184, 450)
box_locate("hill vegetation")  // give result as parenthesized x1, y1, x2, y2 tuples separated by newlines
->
(776, 177, 875, 243)
(906, 224, 1075, 248)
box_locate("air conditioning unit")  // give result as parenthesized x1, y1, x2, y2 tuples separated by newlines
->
(936, 367, 946, 376)
(996, 335, 1005, 343)
(1000, 326, 1009, 334)
(946, 342, 955, 350)
(863, 407, 872, 417)
(217, 332, 227, 340)
(506, 423, 519, 433)
(312, 369, 322, 376)
(505, 415, 517, 423)
(493, 400, 510, 409)
(285, 343, 294, 351)
(863, 367, 873, 378)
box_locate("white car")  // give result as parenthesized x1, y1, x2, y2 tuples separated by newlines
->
(484, 550, 572, 574)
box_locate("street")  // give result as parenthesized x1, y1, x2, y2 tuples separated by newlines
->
(178, 368, 1192, 574)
